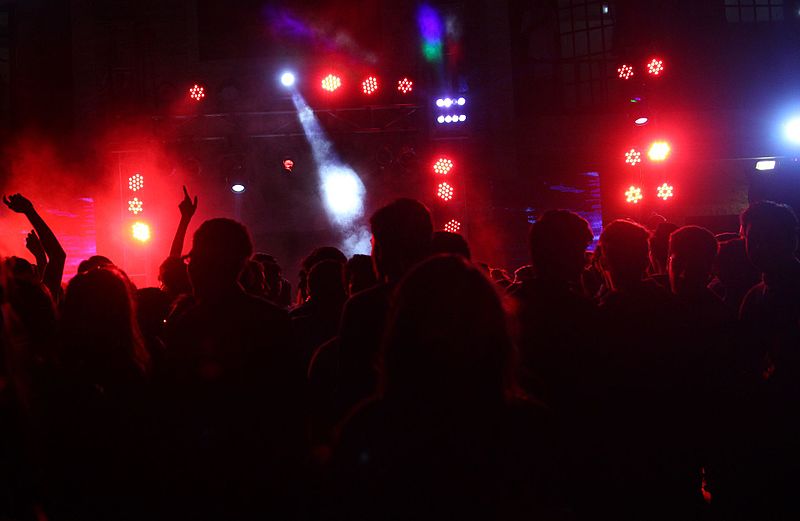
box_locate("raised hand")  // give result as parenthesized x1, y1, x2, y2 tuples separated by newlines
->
(25, 229, 46, 260)
(3, 193, 34, 214)
(178, 185, 198, 220)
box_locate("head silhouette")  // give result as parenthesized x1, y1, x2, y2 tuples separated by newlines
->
(528, 210, 593, 282)
(382, 255, 516, 405)
(308, 259, 346, 304)
(345, 254, 377, 295)
(77, 255, 114, 274)
(370, 198, 433, 282)
(649, 222, 679, 275)
(61, 266, 149, 382)
(669, 225, 718, 295)
(188, 218, 253, 298)
(599, 219, 651, 290)
(159, 256, 191, 298)
(740, 201, 799, 273)
(431, 231, 471, 259)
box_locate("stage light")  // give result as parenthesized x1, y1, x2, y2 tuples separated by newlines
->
(433, 158, 454, 175)
(444, 219, 461, 233)
(131, 221, 151, 242)
(458, 115, 467, 122)
(436, 98, 445, 107)
(437, 182, 454, 201)
(656, 183, 674, 201)
(437, 115, 445, 123)
(647, 58, 664, 76)
(444, 98, 453, 107)
(648, 141, 671, 161)
(457, 97, 466, 106)
(321, 74, 342, 92)
(437, 114, 467, 124)
(280, 71, 296, 87)
(127, 197, 143, 215)
(756, 159, 777, 171)
(618, 64, 634, 80)
(189, 84, 205, 101)
(625, 148, 642, 166)
(283, 158, 295, 172)
(362, 76, 379, 95)
(231, 183, 245, 193)
(784, 117, 800, 144)
(128, 174, 144, 192)
(397, 78, 414, 94)
(444, 115, 452, 123)
(625, 185, 643, 204)
(634, 116, 649, 125)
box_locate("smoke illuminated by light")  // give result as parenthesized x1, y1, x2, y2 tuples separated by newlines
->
(785, 118, 800, 144)
(131, 221, 151, 242)
(292, 91, 367, 254)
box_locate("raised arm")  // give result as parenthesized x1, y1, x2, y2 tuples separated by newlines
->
(25, 229, 47, 282)
(4, 194, 66, 298)
(169, 186, 198, 258)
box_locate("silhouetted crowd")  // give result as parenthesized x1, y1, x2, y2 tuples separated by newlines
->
(2, 188, 800, 520)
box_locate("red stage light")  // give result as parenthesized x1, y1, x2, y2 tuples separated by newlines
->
(625, 148, 642, 166)
(397, 77, 413, 94)
(437, 182, 454, 201)
(189, 84, 205, 101)
(321, 74, 342, 92)
(128, 174, 144, 192)
(617, 64, 634, 80)
(647, 58, 664, 76)
(625, 185, 643, 204)
(444, 219, 461, 233)
(362, 76, 379, 95)
(433, 158, 453, 175)
(657, 183, 674, 201)
(648, 141, 671, 161)
(127, 197, 143, 215)
(131, 221, 151, 242)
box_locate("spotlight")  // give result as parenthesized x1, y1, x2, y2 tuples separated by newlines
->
(618, 64, 634, 80)
(444, 219, 461, 233)
(756, 160, 776, 171)
(625, 148, 642, 166)
(433, 158, 454, 175)
(656, 183, 674, 201)
(648, 141, 671, 161)
(647, 58, 664, 76)
(437, 182, 454, 201)
(231, 183, 246, 193)
(362, 76, 379, 95)
(634, 116, 649, 125)
(443, 98, 453, 107)
(128, 174, 144, 191)
(436, 98, 445, 107)
(625, 185, 643, 204)
(127, 197, 143, 215)
(457, 97, 466, 106)
(437, 115, 445, 123)
(785, 117, 800, 144)
(321, 74, 342, 92)
(397, 77, 414, 94)
(131, 221, 151, 242)
(280, 71, 296, 87)
(283, 158, 295, 172)
(189, 84, 205, 101)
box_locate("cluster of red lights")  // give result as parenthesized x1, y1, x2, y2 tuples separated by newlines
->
(128, 173, 144, 192)
(625, 148, 642, 166)
(437, 182, 454, 201)
(321, 74, 342, 93)
(189, 84, 205, 101)
(397, 77, 414, 94)
(433, 157, 453, 175)
(444, 219, 461, 233)
(617, 57, 666, 80)
(624, 183, 674, 204)
(127, 197, 143, 215)
(126, 174, 150, 242)
(362, 76, 379, 95)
